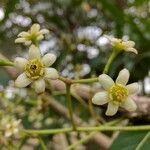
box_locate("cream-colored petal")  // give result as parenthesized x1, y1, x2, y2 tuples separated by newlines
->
(34, 79, 45, 93)
(44, 68, 59, 79)
(14, 57, 28, 70)
(42, 53, 56, 67)
(25, 40, 32, 46)
(28, 45, 41, 59)
(98, 74, 114, 90)
(106, 102, 119, 116)
(40, 29, 49, 34)
(92, 91, 109, 105)
(116, 68, 130, 85)
(126, 41, 135, 47)
(15, 73, 32, 87)
(127, 83, 139, 95)
(5, 131, 12, 137)
(37, 35, 44, 41)
(15, 38, 26, 43)
(121, 97, 137, 111)
(31, 24, 40, 33)
(18, 32, 30, 37)
(126, 48, 138, 54)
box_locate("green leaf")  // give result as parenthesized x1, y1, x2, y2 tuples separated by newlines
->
(0, 59, 14, 66)
(110, 131, 150, 150)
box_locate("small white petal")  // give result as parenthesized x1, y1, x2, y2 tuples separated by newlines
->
(42, 53, 56, 67)
(121, 97, 137, 111)
(127, 83, 139, 95)
(126, 48, 138, 54)
(13, 128, 19, 134)
(116, 69, 130, 85)
(15, 38, 26, 43)
(106, 102, 119, 116)
(34, 79, 45, 93)
(31, 24, 40, 33)
(125, 41, 135, 47)
(14, 57, 28, 70)
(15, 73, 32, 87)
(5, 131, 12, 137)
(37, 35, 44, 41)
(25, 40, 32, 46)
(92, 91, 109, 105)
(18, 32, 30, 37)
(40, 29, 49, 34)
(28, 45, 41, 59)
(44, 68, 59, 79)
(98, 74, 114, 90)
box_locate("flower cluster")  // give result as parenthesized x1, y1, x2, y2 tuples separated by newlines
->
(1, 116, 21, 137)
(105, 35, 138, 54)
(14, 24, 59, 93)
(92, 69, 139, 116)
(15, 24, 49, 46)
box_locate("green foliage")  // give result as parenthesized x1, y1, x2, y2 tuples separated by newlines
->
(110, 131, 150, 150)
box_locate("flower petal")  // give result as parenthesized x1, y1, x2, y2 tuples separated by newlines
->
(25, 40, 32, 46)
(44, 68, 59, 79)
(116, 68, 129, 85)
(121, 97, 137, 111)
(15, 38, 26, 43)
(106, 102, 118, 116)
(98, 74, 114, 90)
(126, 48, 138, 54)
(28, 45, 41, 59)
(34, 79, 45, 93)
(37, 35, 44, 41)
(125, 41, 135, 47)
(40, 29, 49, 34)
(30, 24, 40, 33)
(92, 91, 109, 105)
(127, 83, 139, 95)
(42, 53, 56, 67)
(18, 31, 30, 37)
(14, 57, 28, 70)
(15, 73, 32, 87)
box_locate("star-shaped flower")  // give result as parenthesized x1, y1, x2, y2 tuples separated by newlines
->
(4, 119, 21, 137)
(15, 24, 49, 46)
(92, 69, 139, 116)
(105, 35, 138, 54)
(14, 45, 59, 93)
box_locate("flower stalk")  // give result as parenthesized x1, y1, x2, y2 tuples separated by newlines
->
(66, 83, 76, 130)
(23, 125, 150, 135)
(103, 50, 120, 74)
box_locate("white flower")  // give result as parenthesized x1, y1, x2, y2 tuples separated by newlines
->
(14, 45, 59, 93)
(4, 119, 21, 137)
(105, 35, 138, 54)
(15, 24, 49, 46)
(92, 69, 139, 116)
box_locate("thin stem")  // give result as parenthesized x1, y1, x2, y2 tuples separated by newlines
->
(65, 132, 96, 150)
(72, 77, 98, 84)
(0, 59, 14, 66)
(65, 118, 122, 150)
(103, 50, 120, 74)
(66, 84, 76, 130)
(38, 137, 48, 150)
(23, 125, 150, 135)
(135, 131, 150, 150)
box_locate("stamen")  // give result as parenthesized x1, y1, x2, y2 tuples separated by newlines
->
(109, 84, 128, 103)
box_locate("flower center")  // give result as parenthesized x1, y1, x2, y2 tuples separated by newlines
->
(109, 84, 128, 104)
(25, 59, 44, 80)
(114, 40, 125, 50)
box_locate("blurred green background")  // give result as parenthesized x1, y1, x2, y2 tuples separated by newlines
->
(0, 0, 150, 93)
